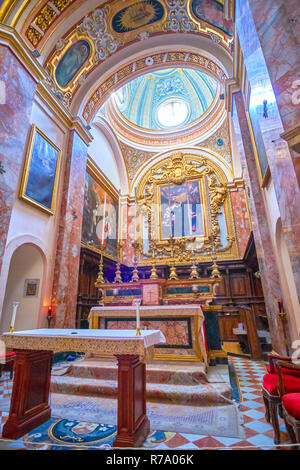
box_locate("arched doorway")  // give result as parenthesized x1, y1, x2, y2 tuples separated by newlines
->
(0, 244, 44, 333)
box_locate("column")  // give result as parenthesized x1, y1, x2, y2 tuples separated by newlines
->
(0, 45, 36, 277)
(233, 92, 287, 354)
(52, 130, 88, 328)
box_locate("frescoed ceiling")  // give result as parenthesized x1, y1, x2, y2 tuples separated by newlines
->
(0, 0, 234, 118)
(110, 68, 218, 131)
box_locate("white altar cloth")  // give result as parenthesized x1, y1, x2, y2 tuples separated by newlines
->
(5, 328, 165, 349)
(1, 329, 166, 358)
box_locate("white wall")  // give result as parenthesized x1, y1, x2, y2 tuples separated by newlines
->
(1, 244, 44, 333)
(89, 123, 121, 191)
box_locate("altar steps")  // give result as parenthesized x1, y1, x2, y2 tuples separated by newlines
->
(50, 359, 233, 407)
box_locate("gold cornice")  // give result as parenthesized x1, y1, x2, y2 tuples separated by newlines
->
(227, 178, 245, 189)
(0, 0, 18, 23)
(225, 26, 243, 113)
(281, 123, 300, 155)
(0, 25, 92, 145)
(0, 24, 45, 81)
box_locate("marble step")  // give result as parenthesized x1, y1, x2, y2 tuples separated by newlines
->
(65, 359, 209, 385)
(50, 375, 232, 406)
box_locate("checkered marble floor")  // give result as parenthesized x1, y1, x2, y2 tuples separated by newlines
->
(0, 357, 297, 450)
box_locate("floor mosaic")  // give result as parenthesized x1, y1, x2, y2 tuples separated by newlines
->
(0, 356, 297, 450)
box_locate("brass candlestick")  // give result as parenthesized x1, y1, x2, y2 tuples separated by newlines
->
(189, 256, 200, 280)
(95, 252, 105, 284)
(169, 264, 178, 281)
(150, 261, 158, 279)
(114, 262, 122, 283)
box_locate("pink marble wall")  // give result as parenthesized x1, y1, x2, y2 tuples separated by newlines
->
(247, 0, 300, 133)
(230, 188, 251, 258)
(0, 45, 36, 277)
(52, 130, 88, 328)
(233, 92, 287, 354)
(235, 0, 300, 303)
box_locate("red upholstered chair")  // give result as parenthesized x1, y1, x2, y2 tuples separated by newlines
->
(277, 361, 300, 447)
(0, 351, 15, 380)
(267, 354, 300, 377)
(262, 355, 300, 444)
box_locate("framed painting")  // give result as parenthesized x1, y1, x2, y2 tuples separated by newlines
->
(82, 170, 119, 260)
(23, 279, 40, 298)
(159, 180, 205, 239)
(19, 125, 61, 215)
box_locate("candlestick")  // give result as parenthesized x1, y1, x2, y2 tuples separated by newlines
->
(9, 301, 20, 333)
(133, 299, 141, 336)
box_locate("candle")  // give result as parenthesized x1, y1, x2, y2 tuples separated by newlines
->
(185, 178, 192, 236)
(278, 301, 283, 313)
(117, 190, 121, 243)
(168, 180, 172, 237)
(101, 192, 107, 246)
(136, 303, 140, 329)
(10, 301, 20, 331)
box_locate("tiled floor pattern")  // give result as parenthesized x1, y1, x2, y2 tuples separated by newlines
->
(0, 356, 297, 450)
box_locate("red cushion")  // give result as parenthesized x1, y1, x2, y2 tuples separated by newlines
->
(0, 352, 15, 359)
(263, 373, 300, 396)
(267, 364, 300, 378)
(282, 393, 300, 420)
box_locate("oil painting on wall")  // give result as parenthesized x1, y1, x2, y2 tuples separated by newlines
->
(55, 39, 91, 88)
(19, 125, 61, 215)
(191, 0, 234, 36)
(160, 181, 204, 239)
(82, 172, 119, 259)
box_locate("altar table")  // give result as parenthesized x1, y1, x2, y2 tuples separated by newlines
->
(1, 328, 165, 447)
(89, 304, 207, 364)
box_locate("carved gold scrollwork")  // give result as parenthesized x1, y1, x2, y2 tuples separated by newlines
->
(136, 152, 238, 264)
(207, 174, 228, 246)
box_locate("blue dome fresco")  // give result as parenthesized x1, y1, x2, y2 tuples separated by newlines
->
(112, 68, 218, 130)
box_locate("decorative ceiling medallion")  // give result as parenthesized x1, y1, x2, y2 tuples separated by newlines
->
(111, 1, 165, 33)
(111, 68, 218, 130)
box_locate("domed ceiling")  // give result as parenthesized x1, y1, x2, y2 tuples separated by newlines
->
(112, 68, 218, 130)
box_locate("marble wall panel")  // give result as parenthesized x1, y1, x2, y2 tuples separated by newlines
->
(0, 45, 36, 277)
(230, 188, 251, 258)
(233, 92, 287, 354)
(52, 130, 88, 328)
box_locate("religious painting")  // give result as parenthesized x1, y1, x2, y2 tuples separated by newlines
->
(82, 172, 119, 259)
(55, 39, 91, 88)
(112, 0, 164, 33)
(23, 279, 40, 298)
(248, 94, 270, 186)
(19, 126, 61, 215)
(191, 0, 234, 36)
(160, 181, 204, 239)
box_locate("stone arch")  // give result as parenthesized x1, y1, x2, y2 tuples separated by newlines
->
(0, 237, 47, 333)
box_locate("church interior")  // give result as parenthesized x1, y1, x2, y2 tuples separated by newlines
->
(0, 0, 300, 452)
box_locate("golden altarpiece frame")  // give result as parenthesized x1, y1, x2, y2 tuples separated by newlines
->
(133, 152, 239, 268)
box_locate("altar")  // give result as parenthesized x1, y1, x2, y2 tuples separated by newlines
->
(1, 328, 165, 448)
(89, 304, 207, 365)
